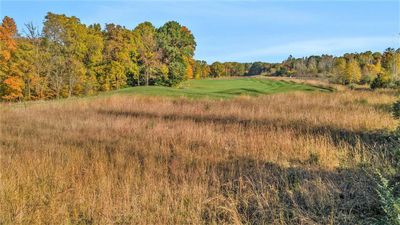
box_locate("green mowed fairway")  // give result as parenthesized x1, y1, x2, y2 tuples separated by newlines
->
(106, 78, 332, 99)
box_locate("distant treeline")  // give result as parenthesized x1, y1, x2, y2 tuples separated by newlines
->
(209, 49, 400, 89)
(274, 50, 400, 88)
(1, 14, 399, 101)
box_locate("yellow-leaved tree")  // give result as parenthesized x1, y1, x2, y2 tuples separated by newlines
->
(345, 60, 362, 84)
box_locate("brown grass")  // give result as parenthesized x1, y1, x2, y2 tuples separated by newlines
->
(0, 89, 398, 224)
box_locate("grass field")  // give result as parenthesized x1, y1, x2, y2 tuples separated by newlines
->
(106, 78, 332, 98)
(0, 78, 398, 224)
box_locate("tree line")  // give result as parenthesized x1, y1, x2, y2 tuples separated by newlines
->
(208, 49, 400, 89)
(275, 49, 400, 88)
(1, 14, 399, 101)
(0, 13, 196, 100)
(208, 50, 400, 90)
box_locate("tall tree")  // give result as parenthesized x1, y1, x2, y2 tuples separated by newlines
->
(12, 39, 38, 100)
(193, 60, 209, 79)
(43, 13, 89, 98)
(23, 22, 51, 99)
(133, 22, 160, 86)
(84, 24, 104, 95)
(210, 62, 224, 77)
(345, 59, 362, 84)
(102, 24, 136, 90)
(0, 16, 22, 100)
(157, 21, 196, 86)
(0, 16, 17, 62)
(334, 58, 347, 84)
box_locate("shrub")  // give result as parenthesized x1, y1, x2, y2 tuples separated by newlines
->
(307, 152, 320, 165)
(371, 73, 390, 89)
(348, 83, 356, 90)
(393, 100, 400, 119)
(375, 172, 400, 225)
(393, 99, 400, 139)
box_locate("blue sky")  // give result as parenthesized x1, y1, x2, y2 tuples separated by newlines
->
(1, 0, 399, 63)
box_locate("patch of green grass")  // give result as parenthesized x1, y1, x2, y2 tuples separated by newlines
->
(1, 78, 333, 109)
(105, 78, 332, 99)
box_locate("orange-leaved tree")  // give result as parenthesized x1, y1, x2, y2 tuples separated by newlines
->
(0, 16, 23, 100)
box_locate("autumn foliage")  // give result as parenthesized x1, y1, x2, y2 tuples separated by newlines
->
(0, 16, 20, 100)
(0, 14, 197, 101)
(0, 13, 399, 101)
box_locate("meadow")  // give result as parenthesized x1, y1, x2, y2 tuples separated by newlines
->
(105, 78, 332, 99)
(0, 78, 398, 224)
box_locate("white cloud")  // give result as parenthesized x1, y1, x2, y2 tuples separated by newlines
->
(206, 36, 399, 62)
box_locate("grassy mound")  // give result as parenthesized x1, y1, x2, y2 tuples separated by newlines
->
(106, 78, 332, 99)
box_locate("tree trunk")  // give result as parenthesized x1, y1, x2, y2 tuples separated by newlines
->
(146, 71, 149, 86)
(27, 80, 31, 100)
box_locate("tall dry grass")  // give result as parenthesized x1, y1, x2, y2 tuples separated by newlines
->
(0, 90, 398, 224)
